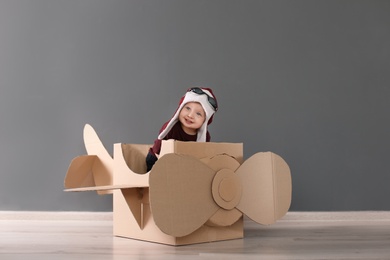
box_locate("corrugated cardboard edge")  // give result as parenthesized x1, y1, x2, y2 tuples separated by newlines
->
(160, 140, 244, 164)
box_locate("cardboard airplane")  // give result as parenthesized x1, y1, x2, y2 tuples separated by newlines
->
(64, 124, 292, 245)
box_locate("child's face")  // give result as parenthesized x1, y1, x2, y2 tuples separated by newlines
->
(179, 102, 206, 135)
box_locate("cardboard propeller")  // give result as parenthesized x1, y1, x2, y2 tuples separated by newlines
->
(149, 152, 292, 238)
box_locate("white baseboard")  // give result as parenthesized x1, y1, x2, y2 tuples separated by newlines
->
(281, 211, 390, 222)
(0, 211, 389, 221)
(0, 211, 113, 221)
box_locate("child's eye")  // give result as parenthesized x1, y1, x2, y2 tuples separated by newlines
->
(196, 112, 203, 117)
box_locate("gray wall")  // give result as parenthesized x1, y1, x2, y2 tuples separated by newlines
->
(1, 0, 389, 212)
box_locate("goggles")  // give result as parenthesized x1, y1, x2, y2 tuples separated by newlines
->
(189, 87, 218, 111)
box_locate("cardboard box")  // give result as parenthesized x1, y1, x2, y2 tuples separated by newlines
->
(64, 124, 292, 245)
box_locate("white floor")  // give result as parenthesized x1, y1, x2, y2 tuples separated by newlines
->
(1, 211, 390, 260)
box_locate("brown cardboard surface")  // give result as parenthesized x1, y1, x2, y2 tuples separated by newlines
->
(65, 184, 140, 192)
(112, 143, 149, 187)
(64, 126, 150, 192)
(112, 140, 246, 245)
(64, 155, 115, 194)
(201, 154, 243, 227)
(149, 154, 220, 237)
(212, 168, 242, 210)
(160, 139, 244, 163)
(236, 152, 292, 225)
(83, 124, 114, 194)
(120, 188, 149, 229)
(64, 124, 292, 246)
(64, 155, 97, 189)
(148, 150, 292, 238)
(113, 187, 244, 246)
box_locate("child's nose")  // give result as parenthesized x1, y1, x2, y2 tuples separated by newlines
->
(188, 111, 194, 118)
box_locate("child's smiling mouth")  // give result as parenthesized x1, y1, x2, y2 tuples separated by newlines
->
(184, 118, 193, 124)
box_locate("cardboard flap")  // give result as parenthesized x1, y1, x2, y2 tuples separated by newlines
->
(160, 140, 244, 163)
(64, 154, 120, 194)
(113, 143, 150, 188)
(64, 155, 98, 189)
(149, 154, 219, 237)
(235, 152, 292, 225)
(121, 188, 150, 229)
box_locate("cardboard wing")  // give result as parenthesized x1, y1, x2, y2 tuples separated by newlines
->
(149, 152, 292, 237)
(64, 124, 114, 194)
(64, 124, 149, 194)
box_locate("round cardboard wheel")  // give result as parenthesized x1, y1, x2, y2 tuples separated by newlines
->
(212, 169, 242, 210)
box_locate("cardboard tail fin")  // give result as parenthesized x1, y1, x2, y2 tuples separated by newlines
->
(83, 124, 115, 194)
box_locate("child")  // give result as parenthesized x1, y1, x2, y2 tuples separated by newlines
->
(146, 87, 218, 172)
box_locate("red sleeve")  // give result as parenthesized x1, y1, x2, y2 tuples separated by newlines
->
(151, 138, 162, 156)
